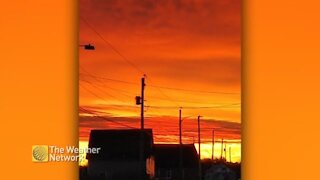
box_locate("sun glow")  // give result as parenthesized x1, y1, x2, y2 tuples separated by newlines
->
(79, 141, 89, 166)
(78, 140, 241, 167)
(79, 0, 241, 167)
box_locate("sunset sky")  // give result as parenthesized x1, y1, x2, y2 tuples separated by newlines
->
(79, 0, 241, 165)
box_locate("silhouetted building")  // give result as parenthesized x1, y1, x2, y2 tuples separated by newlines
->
(86, 129, 155, 180)
(154, 144, 199, 180)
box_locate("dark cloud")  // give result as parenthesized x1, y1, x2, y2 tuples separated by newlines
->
(80, 0, 241, 89)
(80, 0, 241, 39)
(79, 0, 242, 142)
(79, 113, 241, 142)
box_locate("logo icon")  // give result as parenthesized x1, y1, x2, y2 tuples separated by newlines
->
(32, 145, 48, 162)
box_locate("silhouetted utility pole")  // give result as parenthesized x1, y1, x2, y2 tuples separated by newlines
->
(212, 130, 215, 160)
(198, 116, 201, 159)
(141, 76, 145, 129)
(135, 76, 146, 129)
(224, 143, 227, 161)
(221, 138, 224, 159)
(179, 108, 182, 144)
(179, 108, 183, 180)
(136, 76, 145, 179)
(229, 146, 232, 162)
(197, 115, 202, 180)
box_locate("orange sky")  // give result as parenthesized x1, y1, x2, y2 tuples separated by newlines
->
(79, 0, 241, 163)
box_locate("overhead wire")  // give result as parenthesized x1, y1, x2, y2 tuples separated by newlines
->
(79, 17, 241, 142)
(79, 107, 137, 129)
(81, 78, 135, 99)
(147, 103, 240, 109)
(80, 73, 239, 95)
(80, 83, 128, 103)
(80, 17, 211, 107)
(80, 16, 145, 75)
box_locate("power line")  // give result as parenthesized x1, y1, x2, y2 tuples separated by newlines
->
(81, 78, 134, 99)
(80, 82, 240, 112)
(80, 16, 238, 106)
(147, 95, 201, 104)
(183, 127, 240, 130)
(79, 107, 137, 129)
(80, 16, 240, 117)
(80, 73, 139, 85)
(81, 68, 180, 107)
(81, 76, 240, 105)
(79, 18, 241, 141)
(80, 66, 139, 102)
(80, 75, 141, 109)
(80, 65, 139, 99)
(184, 140, 241, 144)
(80, 73, 239, 95)
(80, 83, 128, 103)
(151, 83, 180, 107)
(80, 107, 242, 143)
(148, 84, 239, 95)
(80, 16, 145, 75)
(147, 103, 240, 109)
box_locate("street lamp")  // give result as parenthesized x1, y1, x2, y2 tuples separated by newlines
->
(79, 43, 95, 50)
